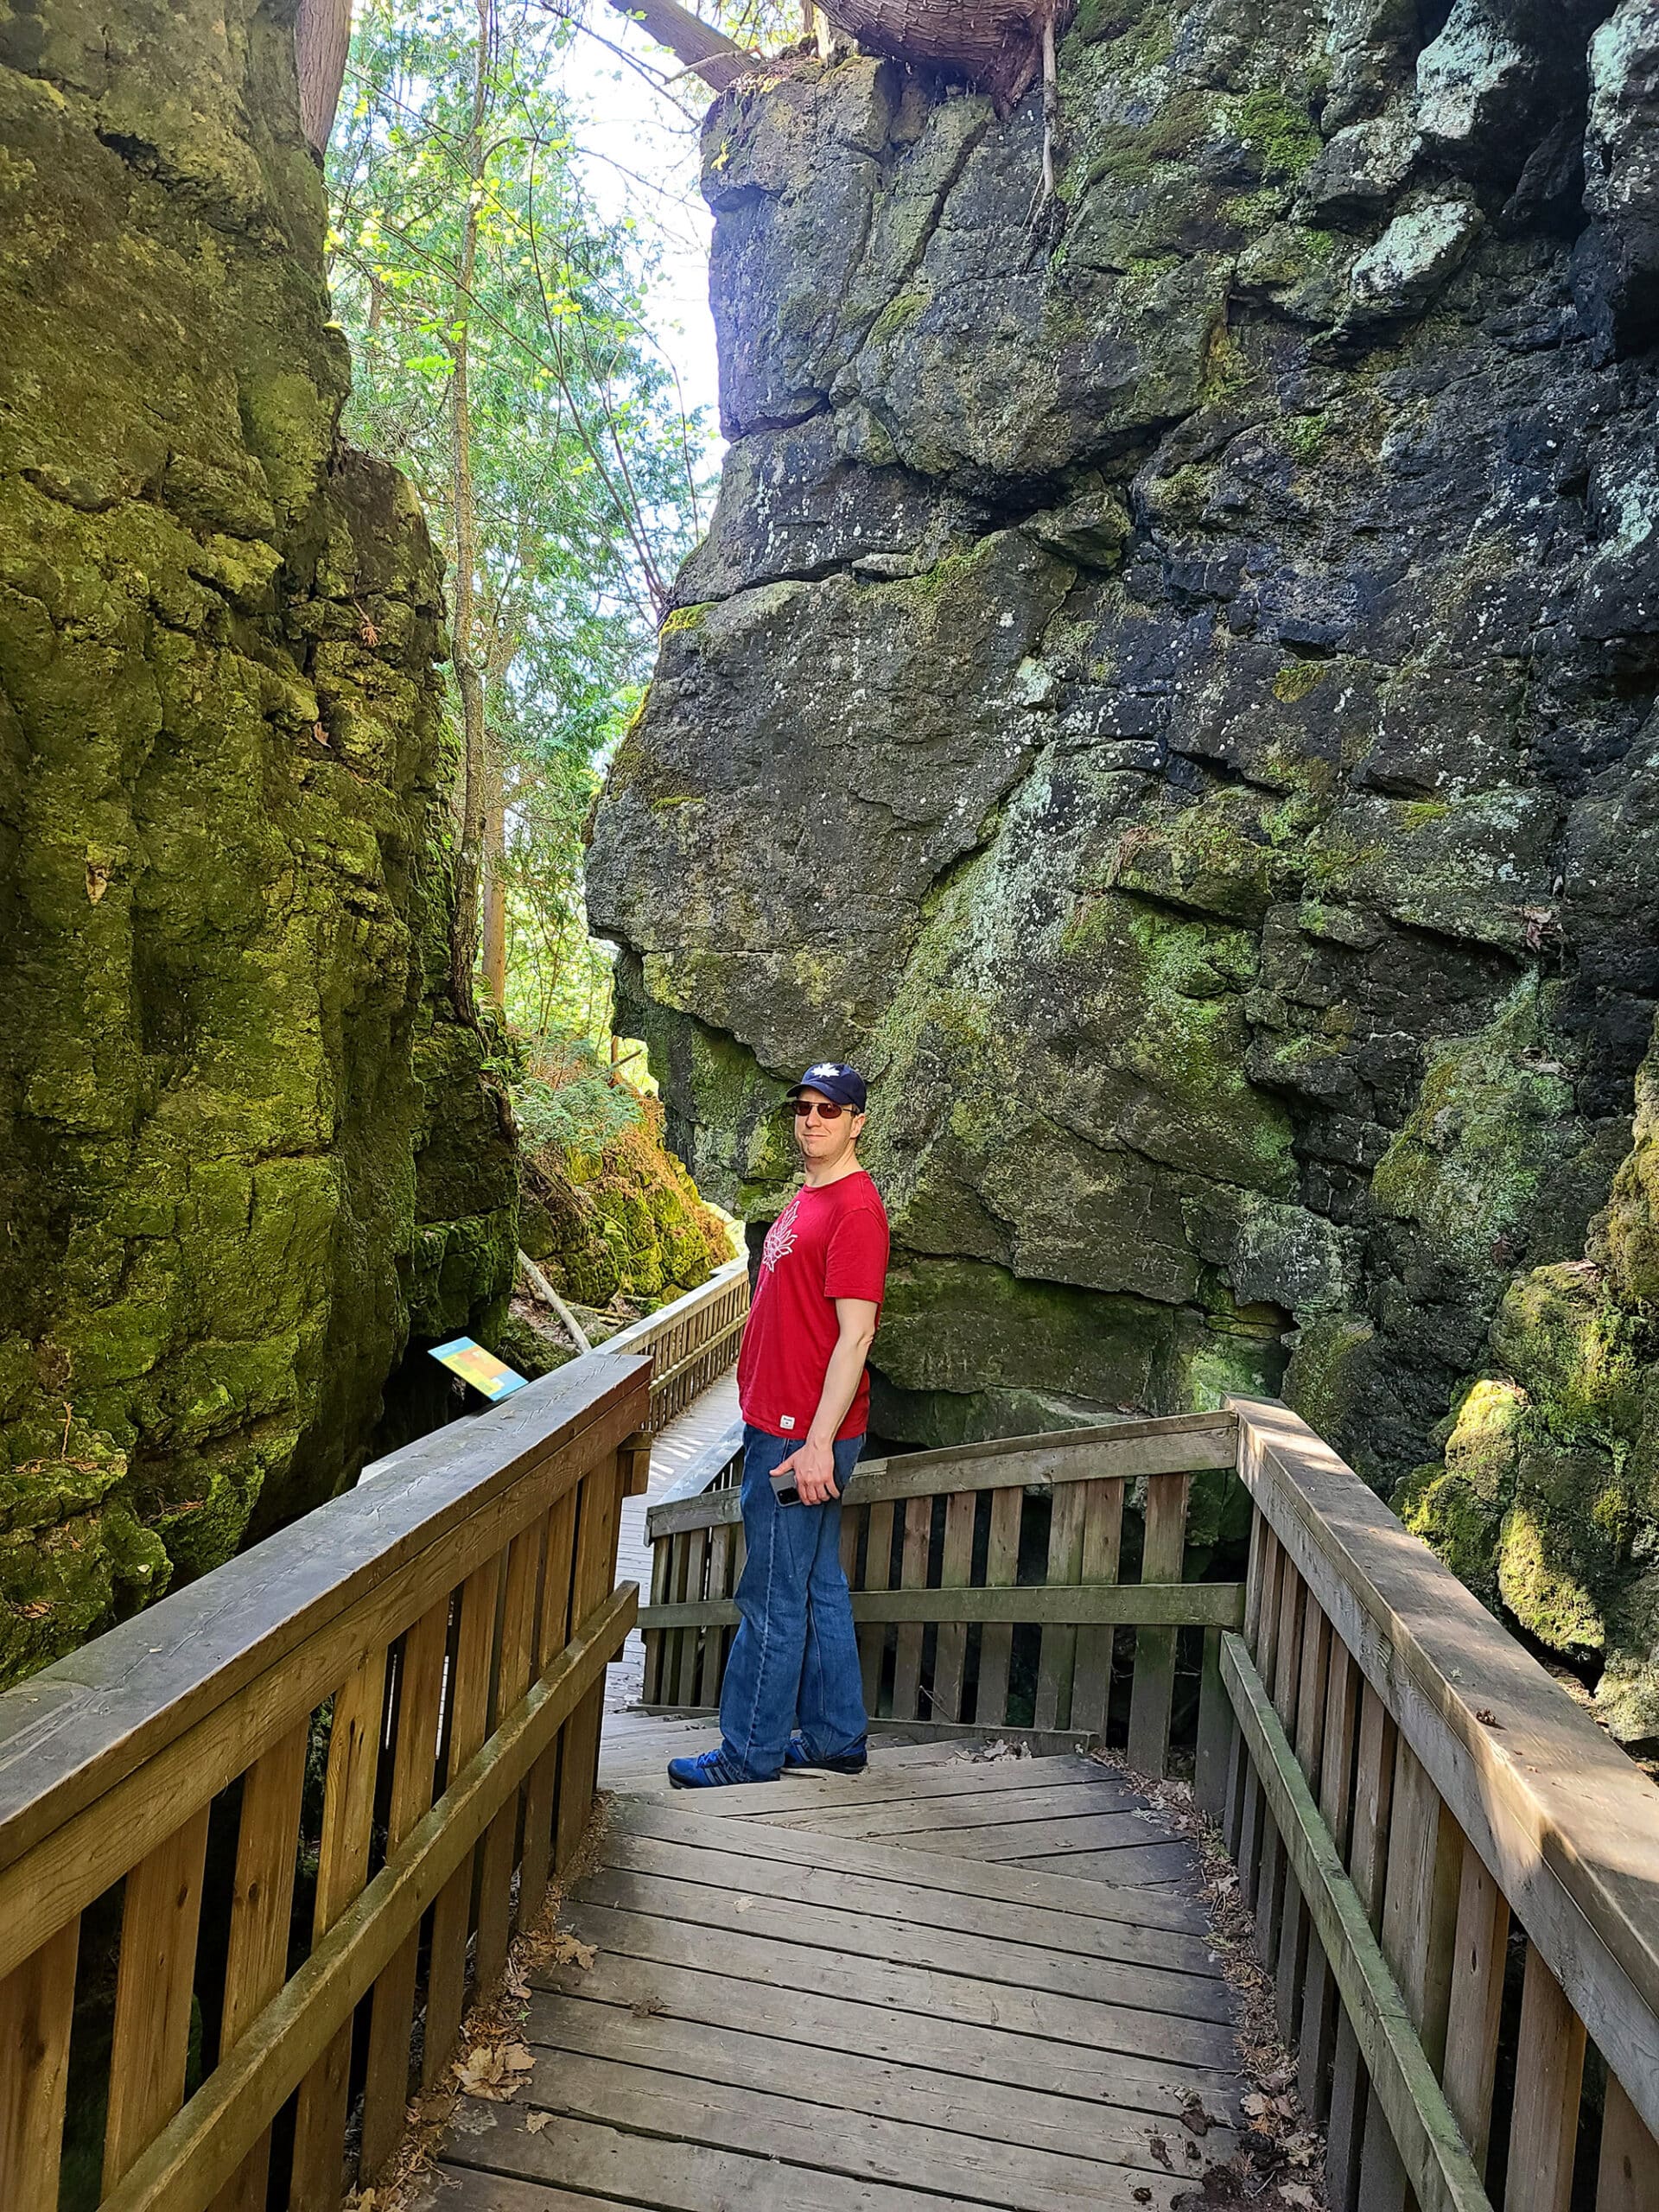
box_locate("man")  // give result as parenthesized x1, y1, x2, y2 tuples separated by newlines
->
(669, 1061, 889, 1787)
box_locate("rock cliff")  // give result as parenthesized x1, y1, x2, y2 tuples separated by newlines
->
(588, 0, 1659, 1737)
(0, 0, 517, 1681)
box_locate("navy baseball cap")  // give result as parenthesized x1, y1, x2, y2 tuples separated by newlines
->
(786, 1061, 868, 1111)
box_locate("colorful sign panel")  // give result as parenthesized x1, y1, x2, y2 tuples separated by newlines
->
(428, 1337, 531, 1402)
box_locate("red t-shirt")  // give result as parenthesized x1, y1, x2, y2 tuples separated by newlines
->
(738, 1170, 890, 1442)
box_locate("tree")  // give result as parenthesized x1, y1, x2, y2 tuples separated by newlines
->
(329, 0, 707, 1018)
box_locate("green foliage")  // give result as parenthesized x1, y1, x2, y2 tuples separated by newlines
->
(328, 0, 712, 1026)
(516, 1057, 643, 1157)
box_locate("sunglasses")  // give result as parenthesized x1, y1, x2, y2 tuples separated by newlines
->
(791, 1099, 855, 1120)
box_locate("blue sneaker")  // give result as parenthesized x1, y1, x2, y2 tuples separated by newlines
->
(667, 1747, 750, 1789)
(783, 1734, 868, 1777)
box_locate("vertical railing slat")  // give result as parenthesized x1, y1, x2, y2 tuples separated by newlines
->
(101, 1800, 213, 2194)
(859, 1499, 894, 1717)
(1439, 1836, 1510, 2177)
(0, 1913, 78, 2210)
(424, 1559, 504, 2089)
(556, 1453, 623, 1872)
(975, 1488, 1020, 1726)
(519, 1484, 582, 1932)
(1033, 1481, 1088, 1732)
(1505, 1946, 1587, 2212)
(889, 1499, 931, 1721)
(1299, 1637, 1359, 2121)
(1598, 2075, 1659, 2212)
(931, 1491, 976, 1723)
(1325, 1681, 1396, 2212)
(208, 1719, 308, 2212)
(360, 1597, 451, 2182)
(474, 1527, 543, 1991)
(1071, 1478, 1124, 1738)
(290, 1647, 389, 2205)
(1127, 1470, 1190, 1776)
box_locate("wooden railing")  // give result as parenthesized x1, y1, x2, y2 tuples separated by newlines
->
(0, 1351, 652, 2212)
(1215, 1395, 1659, 2212)
(603, 1255, 748, 1433)
(638, 1395, 1659, 2211)
(639, 1412, 1245, 1776)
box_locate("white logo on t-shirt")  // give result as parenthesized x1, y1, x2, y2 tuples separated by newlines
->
(761, 1192, 801, 1274)
(779, 1414, 796, 1429)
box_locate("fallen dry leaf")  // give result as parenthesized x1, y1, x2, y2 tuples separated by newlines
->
(546, 1932, 596, 1971)
(524, 2111, 550, 2135)
(1281, 2186, 1317, 2208)
(453, 2041, 534, 2101)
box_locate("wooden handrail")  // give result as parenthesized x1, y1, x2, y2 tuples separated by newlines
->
(1218, 1393, 1659, 2212)
(640, 1411, 1240, 1764)
(0, 1350, 650, 2211)
(602, 1255, 749, 1433)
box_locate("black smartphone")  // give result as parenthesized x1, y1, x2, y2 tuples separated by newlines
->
(770, 1465, 843, 1507)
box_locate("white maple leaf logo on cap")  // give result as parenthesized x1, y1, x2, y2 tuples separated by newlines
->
(806, 1063, 839, 1079)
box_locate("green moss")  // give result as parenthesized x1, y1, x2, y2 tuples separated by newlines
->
(659, 601, 713, 639)
(868, 290, 929, 346)
(1237, 90, 1321, 181)
(1279, 414, 1329, 466)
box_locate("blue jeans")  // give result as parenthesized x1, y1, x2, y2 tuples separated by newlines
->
(717, 1426, 869, 1780)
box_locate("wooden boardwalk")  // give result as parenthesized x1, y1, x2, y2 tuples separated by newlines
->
(420, 1714, 1248, 2212)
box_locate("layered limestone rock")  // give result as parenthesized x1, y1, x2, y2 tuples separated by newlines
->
(587, 0, 1659, 1735)
(0, 0, 517, 1681)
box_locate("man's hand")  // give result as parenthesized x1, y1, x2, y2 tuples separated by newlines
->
(776, 1435, 840, 1505)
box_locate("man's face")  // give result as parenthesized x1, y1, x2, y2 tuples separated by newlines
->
(793, 1088, 865, 1168)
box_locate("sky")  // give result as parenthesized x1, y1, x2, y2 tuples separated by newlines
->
(556, 9, 727, 460)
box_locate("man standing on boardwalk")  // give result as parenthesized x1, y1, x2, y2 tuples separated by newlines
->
(669, 1062, 889, 1788)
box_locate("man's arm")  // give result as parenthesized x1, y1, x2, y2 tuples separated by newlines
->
(776, 1297, 879, 1504)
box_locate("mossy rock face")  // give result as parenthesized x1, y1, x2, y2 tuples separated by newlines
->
(589, 7, 1659, 1703)
(0, 1, 517, 1683)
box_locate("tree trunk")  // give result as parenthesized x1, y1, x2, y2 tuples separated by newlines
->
(481, 747, 508, 1010)
(295, 0, 353, 154)
(448, 1, 493, 1011)
(600, 0, 753, 87)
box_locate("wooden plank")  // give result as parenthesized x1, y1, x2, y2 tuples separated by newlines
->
(0, 1358, 647, 1882)
(1505, 1945, 1586, 2212)
(640, 1580, 1244, 1632)
(95, 1586, 632, 2212)
(1127, 1472, 1191, 1777)
(475, 1525, 544, 1993)
(931, 1492, 976, 1724)
(1193, 1626, 1232, 1821)
(103, 1802, 213, 2192)
(1276, 1592, 1329, 2046)
(361, 1596, 452, 2181)
(499, 2043, 1209, 2212)
(641, 1510, 671, 1705)
(557, 1459, 623, 1876)
(1221, 1633, 1493, 2212)
(528, 1954, 1232, 2126)
(438, 2107, 1147, 2212)
(0, 1913, 78, 2211)
(669, 1749, 1122, 1819)
(615, 1794, 1210, 1934)
(760, 1783, 1171, 1842)
(1327, 1680, 1399, 2212)
(700, 1520, 735, 1708)
(289, 1647, 388, 2209)
(1229, 1393, 1659, 2143)
(890, 1499, 931, 1721)
(597, 1821, 1223, 1974)
(1070, 1478, 1125, 1737)
(519, 1484, 581, 1936)
(1598, 2075, 1659, 2212)
(645, 1414, 1241, 1540)
(1034, 1481, 1087, 1732)
(1237, 1528, 1282, 1910)
(209, 1719, 308, 2212)
(556, 1899, 1240, 2072)
(1300, 1637, 1361, 2122)
(526, 1994, 1242, 2171)
(424, 1560, 502, 2091)
(1439, 1837, 1509, 2177)
(859, 1499, 895, 1716)
(974, 1487, 1021, 1727)
(577, 1861, 1235, 2022)
(673, 1528, 708, 1708)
